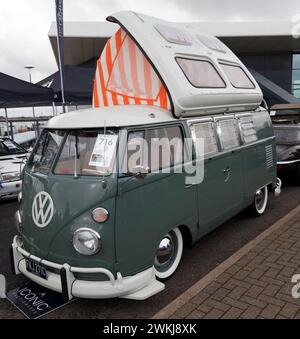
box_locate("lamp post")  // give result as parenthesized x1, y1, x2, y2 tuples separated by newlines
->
(24, 65, 37, 137)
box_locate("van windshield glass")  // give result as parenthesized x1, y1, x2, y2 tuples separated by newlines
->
(0, 138, 26, 156)
(28, 129, 119, 176)
(28, 129, 65, 175)
(54, 129, 118, 177)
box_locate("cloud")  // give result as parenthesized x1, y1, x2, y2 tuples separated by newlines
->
(1, 0, 300, 81)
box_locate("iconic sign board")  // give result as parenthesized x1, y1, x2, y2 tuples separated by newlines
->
(6, 282, 75, 319)
(93, 11, 263, 118)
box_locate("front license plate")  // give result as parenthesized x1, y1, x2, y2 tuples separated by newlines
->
(25, 258, 48, 280)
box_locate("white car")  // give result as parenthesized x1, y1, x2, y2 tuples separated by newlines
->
(0, 137, 27, 200)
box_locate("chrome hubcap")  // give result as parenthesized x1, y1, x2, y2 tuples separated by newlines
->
(156, 236, 173, 265)
(255, 188, 265, 211)
(155, 232, 177, 272)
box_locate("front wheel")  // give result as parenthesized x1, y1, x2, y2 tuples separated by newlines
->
(154, 227, 183, 281)
(250, 185, 268, 217)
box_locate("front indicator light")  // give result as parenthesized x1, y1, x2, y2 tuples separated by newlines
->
(73, 228, 101, 256)
(92, 207, 109, 223)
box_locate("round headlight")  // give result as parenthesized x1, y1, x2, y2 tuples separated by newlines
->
(92, 207, 109, 223)
(73, 228, 101, 256)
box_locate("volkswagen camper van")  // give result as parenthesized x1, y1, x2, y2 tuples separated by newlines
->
(11, 12, 280, 301)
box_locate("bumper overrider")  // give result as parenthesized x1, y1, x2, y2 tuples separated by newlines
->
(11, 236, 164, 301)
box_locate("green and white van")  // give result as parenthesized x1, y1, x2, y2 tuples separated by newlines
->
(11, 12, 280, 300)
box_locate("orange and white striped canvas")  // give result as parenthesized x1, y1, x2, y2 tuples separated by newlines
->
(93, 28, 171, 111)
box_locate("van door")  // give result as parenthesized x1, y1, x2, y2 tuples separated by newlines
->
(115, 124, 197, 276)
(189, 117, 243, 236)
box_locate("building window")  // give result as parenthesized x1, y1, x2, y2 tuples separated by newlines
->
(292, 54, 300, 99)
(176, 57, 226, 88)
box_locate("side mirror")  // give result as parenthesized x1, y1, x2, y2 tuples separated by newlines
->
(131, 165, 149, 179)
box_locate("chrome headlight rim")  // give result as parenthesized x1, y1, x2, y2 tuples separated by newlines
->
(73, 227, 102, 256)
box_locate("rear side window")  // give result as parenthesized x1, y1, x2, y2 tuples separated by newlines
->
(239, 115, 258, 144)
(190, 122, 218, 157)
(176, 57, 226, 88)
(220, 63, 255, 89)
(217, 119, 240, 150)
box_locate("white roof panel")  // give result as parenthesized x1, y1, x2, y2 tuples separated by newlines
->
(46, 105, 176, 129)
(107, 11, 263, 117)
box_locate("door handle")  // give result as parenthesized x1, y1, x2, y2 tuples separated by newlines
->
(223, 167, 231, 182)
(223, 167, 231, 173)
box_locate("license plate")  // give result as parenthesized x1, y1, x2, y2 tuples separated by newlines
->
(25, 258, 48, 280)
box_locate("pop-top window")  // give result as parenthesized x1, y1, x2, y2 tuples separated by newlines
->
(176, 57, 226, 88)
(239, 115, 258, 144)
(220, 63, 255, 89)
(217, 119, 240, 150)
(190, 122, 218, 156)
(155, 24, 193, 46)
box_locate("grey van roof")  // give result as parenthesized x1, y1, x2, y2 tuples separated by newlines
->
(46, 105, 176, 129)
(107, 11, 263, 117)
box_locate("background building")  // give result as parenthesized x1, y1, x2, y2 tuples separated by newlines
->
(48, 19, 300, 106)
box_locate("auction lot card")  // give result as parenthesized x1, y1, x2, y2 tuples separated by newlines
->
(6, 281, 76, 319)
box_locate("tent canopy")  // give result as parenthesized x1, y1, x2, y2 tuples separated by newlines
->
(38, 66, 94, 105)
(0, 72, 54, 109)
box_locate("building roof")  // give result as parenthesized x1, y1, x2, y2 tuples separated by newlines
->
(46, 105, 176, 129)
(49, 19, 300, 66)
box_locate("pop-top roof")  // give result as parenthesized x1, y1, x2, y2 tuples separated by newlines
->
(104, 11, 263, 118)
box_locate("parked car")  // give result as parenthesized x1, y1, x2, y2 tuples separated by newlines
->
(11, 11, 281, 301)
(270, 103, 300, 184)
(0, 137, 27, 200)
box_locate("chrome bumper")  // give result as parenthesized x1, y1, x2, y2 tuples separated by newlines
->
(11, 236, 164, 300)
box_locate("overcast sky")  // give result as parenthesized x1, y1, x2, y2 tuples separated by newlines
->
(1, 0, 300, 83)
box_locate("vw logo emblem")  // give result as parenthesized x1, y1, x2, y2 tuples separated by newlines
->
(32, 191, 54, 228)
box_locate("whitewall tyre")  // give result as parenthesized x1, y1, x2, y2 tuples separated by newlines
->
(251, 185, 268, 216)
(154, 227, 183, 281)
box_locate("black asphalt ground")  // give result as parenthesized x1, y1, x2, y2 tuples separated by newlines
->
(0, 179, 299, 319)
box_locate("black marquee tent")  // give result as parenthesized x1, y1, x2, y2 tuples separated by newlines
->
(37, 65, 95, 105)
(0, 72, 54, 109)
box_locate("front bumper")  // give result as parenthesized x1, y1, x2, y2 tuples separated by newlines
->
(11, 236, 164, 300)
(0, 180, 21, 200)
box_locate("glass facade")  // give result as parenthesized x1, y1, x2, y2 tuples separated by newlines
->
(292, 54, 300, 99)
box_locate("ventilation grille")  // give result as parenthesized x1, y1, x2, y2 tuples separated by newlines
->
(265, 144, 274, 169)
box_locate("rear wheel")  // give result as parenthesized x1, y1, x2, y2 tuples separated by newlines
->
(154, 227, 183, 281)
(250, 185, 268, 216)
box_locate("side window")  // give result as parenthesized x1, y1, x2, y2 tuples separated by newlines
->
(147, 126, 187, 172)
(220, 63, 255, 89)
(239, 115, 258, 144)
(190, 122, 218, 157)
(176, 57, 226, 88)
(217, 119, 240, 150)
